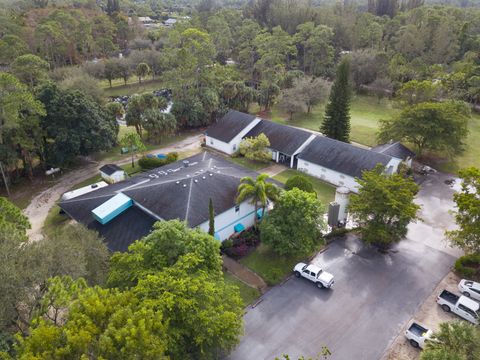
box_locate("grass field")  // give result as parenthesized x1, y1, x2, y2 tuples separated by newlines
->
(260, 95, 399, 147)
(273, 169, 336, 208)
(227, 156, 270, 171)
(103, 78, 164, 97)
(223, 272, 261, 306)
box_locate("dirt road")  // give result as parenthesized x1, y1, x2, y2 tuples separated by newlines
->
(24, 133, 203, 241)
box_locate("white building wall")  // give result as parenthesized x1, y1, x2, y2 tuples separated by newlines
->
(100, 170, 126, 184)
(198, 200, 257, 241)
(385, 158, 402, 174)
(206, 118, 262, 155)
(297, 159, 360, 193)
(290, 134, 316, 168)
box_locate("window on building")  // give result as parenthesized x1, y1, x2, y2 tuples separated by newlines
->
(321, 168, 326, 172)
(233, 144, 237, 151)
(210, 139, 213, 145)
(339, 181, 344, 186)
(340, 174, 345, 179)
(235, 205, 240, 212)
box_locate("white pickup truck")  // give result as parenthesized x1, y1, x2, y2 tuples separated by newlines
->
(293, 262, 334, 289)
(404, 321, 433, 349)
(437, 289, 479, 324)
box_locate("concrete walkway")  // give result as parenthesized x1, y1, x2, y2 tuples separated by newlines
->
(222, 255, 268, 293)
(259, 163, 287, 177)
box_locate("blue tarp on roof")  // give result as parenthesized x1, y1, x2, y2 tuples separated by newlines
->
(234, 223, 245, 233)
(157, 154, 167, 159)
(92, 193, 133, 225)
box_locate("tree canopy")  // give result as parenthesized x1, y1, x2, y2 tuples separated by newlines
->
(349, 165, 420, 248)
(260, 188, 325, 256)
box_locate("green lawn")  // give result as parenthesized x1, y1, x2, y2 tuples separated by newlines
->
(103, 78, 164, 97)
(262, 95, 398, 147)
(273, 169, 336, 208)
(43, 204, 70, 236)
(226, 156, 270, 171)
(240, 242, 324, 286)
(223, 272, 261, 306)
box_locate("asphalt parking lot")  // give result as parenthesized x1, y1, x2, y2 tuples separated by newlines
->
(228, 172, 461, 360)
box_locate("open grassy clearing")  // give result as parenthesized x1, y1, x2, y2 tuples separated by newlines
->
(223, 272, 261, 306)
(240, 242, 324, 286)
(103, 78, 164, 97)
(257, 95, 399, 147)
(273, 169, 336, 209)
(226, 156, 270, 171)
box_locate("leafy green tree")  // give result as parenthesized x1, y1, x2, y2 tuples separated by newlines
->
(0, 73, 45, 146)
(143, 110, 177, 143)
(105, 101, 125, 119)
(239, 133, 272, 162)
(421, 321, 480, 360)
(125, 92, 162, 136)
(135, 62, 150, 83)
(134, 257, 243, 360)
(37, 83, 117, 165)
(119, 132, 146, 168)
(208, 198, 215, 236)
(349, 165, 420, 248)
(321, 58, 352, 143)
(446, 167, 480, 254)
(10, 55, 50, 89)
(59, 73, 105, 105)
(260, 188, 325, 256)
(0, 196, 30, 237)
(221, 81, 258, 112)
(236, 173, 280, 227)
(0, 35, 29, 66)
(117, 57, 131, 85)
(397, 80, 442, 105)
(278, 87, 306, 120)
(285, 175, 315, 195)
(15, 285, 169, 360)
(378, 101, 470, 157)
(107, 220, 222, 289)
(103, 58, 121, 87)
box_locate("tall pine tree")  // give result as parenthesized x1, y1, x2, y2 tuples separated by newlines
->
(321, 58, 352, 143)
(208, 198, 215, 236)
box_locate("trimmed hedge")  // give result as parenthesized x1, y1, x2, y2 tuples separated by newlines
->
(455, 253, 480, 278)
(138, 152, 178, 170)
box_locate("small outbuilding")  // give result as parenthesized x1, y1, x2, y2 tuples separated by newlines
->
(371, 141, 416, 167)
(100, 164, 126, 184)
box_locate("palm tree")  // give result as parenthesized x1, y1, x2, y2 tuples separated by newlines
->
(236, 174, 280, 227)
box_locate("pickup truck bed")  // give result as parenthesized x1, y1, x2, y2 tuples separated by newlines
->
(407, 323, 428, 337)
(439, 289, 459, 304)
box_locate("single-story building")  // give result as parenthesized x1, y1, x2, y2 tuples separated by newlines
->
(297, 136, 402, 192)
(205, 110, 261, 155)
(100, 164, 127, 184)
(371, 141, 416, 167)
(242, 120, 316, 168)
(60, 152, 276, 252)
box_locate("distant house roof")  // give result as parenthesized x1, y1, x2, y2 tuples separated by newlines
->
(244, 120, 313, 156)
(100, 164, 124, 176)
(60, 153, 278, 251)
(371, 142, 416, 160)
(205, 110, 258, 143)
(298, 136, 393, 178)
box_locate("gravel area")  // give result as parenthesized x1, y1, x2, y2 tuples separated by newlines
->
(383, 271, 460, 360)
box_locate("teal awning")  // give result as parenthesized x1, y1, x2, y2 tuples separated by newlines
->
(256, 208, 264, 219)
(234, 223, 245, 233)
(214, 232, 220, 240)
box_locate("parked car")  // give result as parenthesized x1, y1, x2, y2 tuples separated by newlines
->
(458, 279, 480, 301)
(293, 262, 334, 289)
(437, 289, 479, 324)
(404, 321, 433, 349)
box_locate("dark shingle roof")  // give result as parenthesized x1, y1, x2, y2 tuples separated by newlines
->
(298, 136, 393, 178)
(244, 120, 313, 156)
(205, 110, 257, 143)
(371, 142, 416, 160)
(99, 164, 124, 176)
(60, 152, 277, 251)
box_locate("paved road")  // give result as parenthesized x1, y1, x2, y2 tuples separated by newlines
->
(228, 172, 461, 360)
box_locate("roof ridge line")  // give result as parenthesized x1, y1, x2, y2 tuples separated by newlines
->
(184, 177, 194, 222)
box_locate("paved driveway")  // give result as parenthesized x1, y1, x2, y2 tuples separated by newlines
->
(228, 172, 462, 360)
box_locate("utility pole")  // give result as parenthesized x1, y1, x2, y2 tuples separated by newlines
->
(0, 161, 10, 197)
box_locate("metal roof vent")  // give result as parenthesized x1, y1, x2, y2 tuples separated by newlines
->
(194, 179, 198, 183)
(209, 173, 213, 177)
(217, 170, 221, 173)
(202, 176, 206, 179)
(176, 181, 180, 184)
(183, 160, 189, 168)
(186, 174, 190, 177)
(183, 184, 187, 188)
